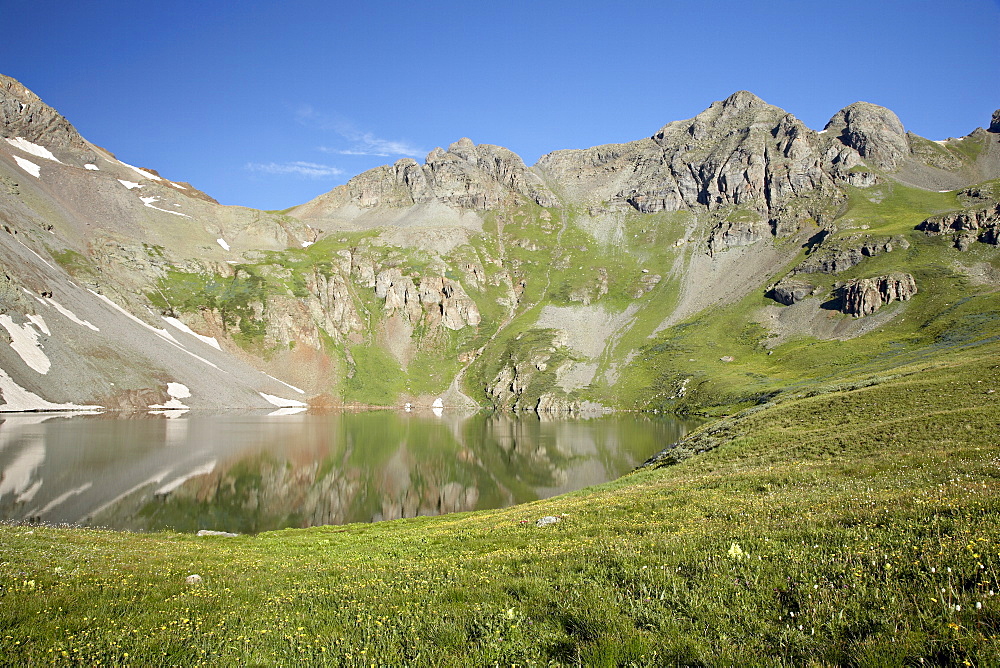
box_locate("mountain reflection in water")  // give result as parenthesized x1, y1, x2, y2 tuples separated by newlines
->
(0, 410, 699, 533)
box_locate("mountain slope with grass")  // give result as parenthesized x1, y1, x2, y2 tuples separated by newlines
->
(2, 73, 1000, 664)
(3, 73, 1000, 414)
(2, 342, 998, 664)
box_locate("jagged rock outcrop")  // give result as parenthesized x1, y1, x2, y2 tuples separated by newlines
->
(917, 203, 1000, 249)
(0, 74, 89, 152)
(823, 102, 911, 171)
(374, 268, 481, 330)
(264, 269, 363, 349)
(330, 138, 559, 212)
(486, 329, 574, 412)
(538, 91, 843, 250)
(796, 234, 909, 274)
(990, 109, 1000, 134)
(841, 272, 917, 316)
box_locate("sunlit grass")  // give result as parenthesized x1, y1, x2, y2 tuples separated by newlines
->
(2, 342, 999, 665)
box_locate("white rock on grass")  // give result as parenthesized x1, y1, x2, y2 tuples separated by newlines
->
(185, 574, 203, 585)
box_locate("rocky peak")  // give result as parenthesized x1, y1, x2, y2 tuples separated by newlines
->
(447, 137, 476, 160)
(655, 90, 783, 145)
(824, 101, 910, 171)
(331, 137, 559, 212)
(990, 109, 1000, 133)
(0, 73, 87, 151)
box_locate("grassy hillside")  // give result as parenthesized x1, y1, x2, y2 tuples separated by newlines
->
(3, 341, 998, 665)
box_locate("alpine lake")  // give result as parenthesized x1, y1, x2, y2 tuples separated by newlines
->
(0, 409, 700, 533)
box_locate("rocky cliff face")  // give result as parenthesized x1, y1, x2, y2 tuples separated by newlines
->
(307, 137, 559, 215)
(840, 273, 917, 317)
(917, 202, 1000, 249)
(0, 74, 90, 154)
(1, 72, 997, 413)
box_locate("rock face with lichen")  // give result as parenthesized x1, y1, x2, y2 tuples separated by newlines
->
(917, 202, 1000, 249)
(841, 273, 917, 317)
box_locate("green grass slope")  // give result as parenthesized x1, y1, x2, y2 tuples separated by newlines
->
(3, 343, 998, 665)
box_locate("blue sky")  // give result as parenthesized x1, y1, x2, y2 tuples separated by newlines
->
(2, 0, 997, 210)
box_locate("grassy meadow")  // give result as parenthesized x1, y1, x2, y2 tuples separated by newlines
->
(2, 340, 999, 666)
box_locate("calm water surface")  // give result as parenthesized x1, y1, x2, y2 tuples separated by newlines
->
(0, 410, 698, 533)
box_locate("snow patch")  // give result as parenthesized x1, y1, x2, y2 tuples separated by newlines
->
(16, 239, 54, 268)
(118, 160, 162, 181)
(170, 182, 187, 189)
(118, 179, 142, 190)
(0, 367, 103, 412)
(84, 163, 100, 171)
(13, 156, 40, 178)
(163, 316, 221, 350)
(258, 392, 308, 408)
(140, 195, 190, 218)
(5, 137, 62, 163)
(265, 374, 305, 394)
(217, 238, 230, 251)
(0, 314, 50, 374)
(432, 397, 444, 408)
(149, 382, 191, 410)
(26, 314, 50, 336)
(301, 241, 314, 248)
(167, 382, 191, 399)
(31, 293, 100, 331)
(88, 291, 220, 370)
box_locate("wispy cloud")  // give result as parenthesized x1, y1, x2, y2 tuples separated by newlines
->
(297, 105, 426, 158)
(245, 161, 344, 179)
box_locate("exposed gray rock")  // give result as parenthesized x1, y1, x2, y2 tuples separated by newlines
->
(536, 515, 561, 527)
(373, 268, 481, 330)
(917, 203, 1000, 248)
(537, 91, 841, 241)
(823, 102, 911, 171)
(990, 109, 1000, 134)
(196, 530, 238, 537)
(769, 279, 815, 305)
(329, 139, 559, 212)
(796, 234, 907, 274)
(0, 74, 88, 151)
(841, 272, 917, 316)
(0, 271, 35, 315)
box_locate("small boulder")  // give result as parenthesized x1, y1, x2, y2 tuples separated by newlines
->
(185, 574, 203, 585)
(536, 516, 562, 528)
(769, 279, 815, 305)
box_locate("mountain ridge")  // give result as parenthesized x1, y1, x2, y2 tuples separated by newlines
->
(1, 72, 998, 415)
